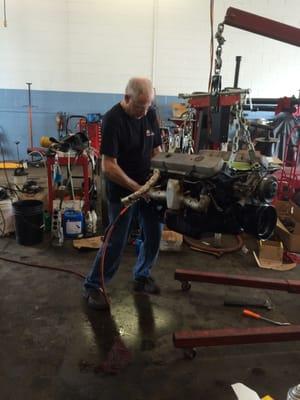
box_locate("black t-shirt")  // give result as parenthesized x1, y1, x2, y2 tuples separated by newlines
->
(101, 103, 162, 201)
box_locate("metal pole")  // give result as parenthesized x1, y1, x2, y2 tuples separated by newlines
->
(224, 7, 300, 47)
(26, 82, 33, 149)
(15, 141, 20, 163)
(233, 56, 241, 88)
(3, 0, 7, 27)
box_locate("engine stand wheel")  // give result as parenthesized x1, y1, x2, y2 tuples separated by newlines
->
(183, 348, 197, 360)
(181, 281, 191, 291)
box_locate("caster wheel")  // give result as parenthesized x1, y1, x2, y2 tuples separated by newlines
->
(184, 348, 197, 360)
(181, 281, 191, 291)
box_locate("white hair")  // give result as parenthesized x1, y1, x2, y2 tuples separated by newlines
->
(125, 77, 153, 100)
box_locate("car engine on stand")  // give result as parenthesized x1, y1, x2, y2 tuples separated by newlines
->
(149, 149, 278, 240)
(122, 102, 279, 240)
(148, 98, 279, 240)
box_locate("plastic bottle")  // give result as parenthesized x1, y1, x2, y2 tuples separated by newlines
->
(85, 211, 93, 236)
(287, 384, 300, 400)
(91, 210, 97, 234)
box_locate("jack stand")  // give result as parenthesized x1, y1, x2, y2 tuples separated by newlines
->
(173, 269, 300, 359)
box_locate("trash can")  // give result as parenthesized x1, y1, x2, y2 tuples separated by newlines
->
(13, 200, 44, 245)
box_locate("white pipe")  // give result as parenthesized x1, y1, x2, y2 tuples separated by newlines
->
(151, 0, 158, 86)
(3, 0, 7, 27)
(121, 169, 160, 206)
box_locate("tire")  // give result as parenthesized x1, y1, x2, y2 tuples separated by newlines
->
(184, 348, 197, 360)
(181, 281, 191, 292)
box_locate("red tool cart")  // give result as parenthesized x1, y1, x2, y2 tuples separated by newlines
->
(79, 118, 102, 157)
(46, 154, 91, 214)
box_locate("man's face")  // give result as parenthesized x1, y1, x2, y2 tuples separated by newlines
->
(125, 92, 154, 119)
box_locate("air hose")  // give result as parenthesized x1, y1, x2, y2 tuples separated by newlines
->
(98, 206, 129, 307)
(99, 168, 161, 308)
(183, 234, 244, 257)
(0, 254, 86, 279)
(0, 170, 161, 309)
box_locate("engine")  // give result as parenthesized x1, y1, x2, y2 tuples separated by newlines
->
(149, 150, 278, 239)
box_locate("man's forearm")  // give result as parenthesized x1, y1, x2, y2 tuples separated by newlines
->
(152, 145, 162, 158)
(103, 162, 140, 192)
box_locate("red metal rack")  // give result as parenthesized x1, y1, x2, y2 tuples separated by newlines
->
(277, 125, 300, 200)
(46, 155, 90, 213)
(79, 119, 102, 157)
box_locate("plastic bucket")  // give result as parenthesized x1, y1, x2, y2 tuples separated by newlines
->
(0, 200, 15, 237)
(63, 209, 84, 238)
(13, 200, 44, 245)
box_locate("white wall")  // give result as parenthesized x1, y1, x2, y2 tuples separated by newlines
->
(0, 0, 299, 97)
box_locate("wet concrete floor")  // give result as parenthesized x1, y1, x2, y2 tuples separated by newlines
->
(0, 234, 300, 400)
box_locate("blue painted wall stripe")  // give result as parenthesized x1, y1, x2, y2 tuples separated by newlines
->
(0, 89, 272, 160)
(0, 89, 179, 159)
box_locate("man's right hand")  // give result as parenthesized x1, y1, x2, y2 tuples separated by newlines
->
(102, 155, 141, 193)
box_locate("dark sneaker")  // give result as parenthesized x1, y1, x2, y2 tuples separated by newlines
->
(133, 276, 160, 294)
(82, 287, 110, 310)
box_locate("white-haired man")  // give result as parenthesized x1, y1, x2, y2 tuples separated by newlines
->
(83, 77, 162, 309)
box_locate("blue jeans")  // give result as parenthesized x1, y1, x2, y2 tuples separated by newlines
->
(84, 199, 162, 291)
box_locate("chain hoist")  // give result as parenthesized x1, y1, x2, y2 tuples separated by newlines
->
(211, 23, 225, 94)
(211, 23, 257, 167)
(228, 101, 257, 167)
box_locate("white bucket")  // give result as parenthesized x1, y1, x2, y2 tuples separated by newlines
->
(0, 199, 15, 237)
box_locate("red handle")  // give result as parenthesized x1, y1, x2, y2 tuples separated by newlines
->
(243, 309, 261, 319)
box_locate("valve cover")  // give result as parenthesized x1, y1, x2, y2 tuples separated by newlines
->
(151, 151, 225, 178)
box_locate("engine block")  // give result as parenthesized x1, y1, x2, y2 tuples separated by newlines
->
(150, 151, 278, 239)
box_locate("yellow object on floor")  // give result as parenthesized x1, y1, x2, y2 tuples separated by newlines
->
(261, 396, 274, 400)
(73, 236, 103, 250)
(0, 162, 21, 169)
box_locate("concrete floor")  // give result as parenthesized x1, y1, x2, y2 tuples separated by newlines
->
(0, 233, 300, 400)
(1, 165, 300, 399)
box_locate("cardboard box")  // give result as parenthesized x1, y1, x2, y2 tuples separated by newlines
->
(259, 240, 283, 263)
(160, 230, 183, 251)
(275, 200, 300, 252)
(253, 239, 296, 271)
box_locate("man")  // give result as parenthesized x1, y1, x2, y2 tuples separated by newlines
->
(83, 77, 162, 310)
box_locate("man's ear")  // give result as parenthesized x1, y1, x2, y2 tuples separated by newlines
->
(124, 94, 131, 104)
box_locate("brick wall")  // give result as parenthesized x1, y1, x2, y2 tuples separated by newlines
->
(0, 0, 299, 96)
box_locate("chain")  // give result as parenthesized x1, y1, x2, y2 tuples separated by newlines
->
(212, 23, 256, 166)
(229, 101, 257, 167)
(214, 23, 225, 75)
(180, 107, 195, 154)
(211, 23, 225, 94)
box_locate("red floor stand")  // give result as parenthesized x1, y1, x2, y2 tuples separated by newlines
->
(173, 269, 300, 359)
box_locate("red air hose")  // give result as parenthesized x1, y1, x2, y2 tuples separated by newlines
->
(0, 254, 86, 279)
(98, 206, 129, 307)
(0, 206, 129, 310)
(0, 171, 158, 308)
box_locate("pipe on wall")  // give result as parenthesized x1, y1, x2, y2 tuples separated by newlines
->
(151, 0, 159, 87)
